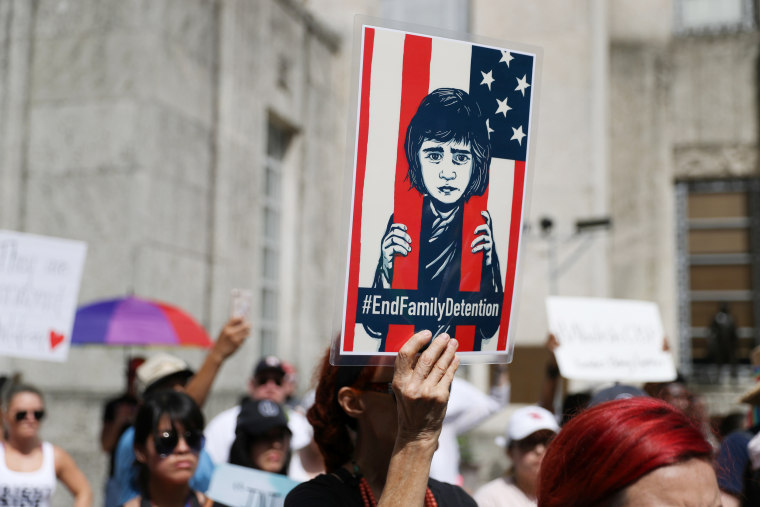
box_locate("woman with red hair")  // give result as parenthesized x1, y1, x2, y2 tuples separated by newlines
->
(537, 397, 720, 507)
(285, 330, 475, 506)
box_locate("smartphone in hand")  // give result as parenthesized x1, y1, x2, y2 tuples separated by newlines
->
(230, 289, 252, 319)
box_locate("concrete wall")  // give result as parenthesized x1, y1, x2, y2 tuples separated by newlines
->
(0, 0, 340, 503)
(473, 0, 612, 344)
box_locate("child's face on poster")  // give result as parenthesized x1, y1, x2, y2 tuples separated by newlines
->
(418, 139, 473, 205)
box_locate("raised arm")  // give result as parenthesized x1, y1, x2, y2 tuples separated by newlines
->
(185, 317, 250, 407)
(54, 445, 93, 507)
(379, 331, 459, 507)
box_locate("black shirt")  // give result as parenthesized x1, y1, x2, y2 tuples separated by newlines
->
(285, 468, 476, 507)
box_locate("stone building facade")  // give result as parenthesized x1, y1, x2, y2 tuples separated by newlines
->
(1, 0, 342, 502)
(1, 0, 760, 500)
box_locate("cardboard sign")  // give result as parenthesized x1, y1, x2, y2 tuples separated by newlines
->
(339, 21, 540, 358)
(0, 230, 87, 362)
(205, 463, 300, 507)
(546, 296, 677, 382)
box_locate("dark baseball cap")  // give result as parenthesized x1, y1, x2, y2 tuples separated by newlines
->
(236, 399, 291, 437)
(253, 356, 286, 378)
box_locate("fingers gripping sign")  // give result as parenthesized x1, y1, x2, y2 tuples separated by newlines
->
(470, 210, 494, 266)
(393, 330, 460, 444)
(380, 223, 412, 287)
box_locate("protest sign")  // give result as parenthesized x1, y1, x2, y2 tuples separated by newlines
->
(339, 20, 540, 359)
(546, 296, 677, 382)
(205, 463, 299, 507)
(0, 230, 87, 362)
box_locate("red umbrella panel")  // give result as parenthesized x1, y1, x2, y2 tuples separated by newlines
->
(71, 296, 212, 347)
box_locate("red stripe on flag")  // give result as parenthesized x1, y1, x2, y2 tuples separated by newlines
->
(386, 34, 432, 352)
(498, 160, 525, 350)
(456, 325, 476, 352)
(460, 187, 489, 292)
(343, 27, 375, 352)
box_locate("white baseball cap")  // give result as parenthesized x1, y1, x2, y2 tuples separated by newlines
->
(136, 353, 193, 395)
(497, 405, 559, 447)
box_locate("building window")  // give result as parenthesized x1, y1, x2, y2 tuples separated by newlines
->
(676, 179, 760, 380)
(674, 0, 755, 34)
(260, 120, 292, 357)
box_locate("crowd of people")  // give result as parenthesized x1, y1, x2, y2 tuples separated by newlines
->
(0, 316, 758, 506)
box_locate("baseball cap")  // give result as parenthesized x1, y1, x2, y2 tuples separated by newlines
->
(498, 406, 559, 447)
(236, 399, 291, 437)
(253, 356, 286, 378)
(589, 384, 647, 407)
(136, 353, 194, 396)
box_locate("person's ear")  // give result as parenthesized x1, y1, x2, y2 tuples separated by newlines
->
(337, 386, 365, 419)
(134, 444, 148, 464)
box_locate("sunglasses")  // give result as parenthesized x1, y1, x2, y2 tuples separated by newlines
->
(154, 428, 204, 457)
(360, 382, 395, 400)
(14, 410, 45, 422)
(255, 375, 283, 387)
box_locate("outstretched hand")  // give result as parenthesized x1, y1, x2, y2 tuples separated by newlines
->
(392, 330, 459, 445)
(213, 316, 251, 360)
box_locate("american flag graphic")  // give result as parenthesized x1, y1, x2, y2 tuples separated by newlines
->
(341, 25, 536, 355)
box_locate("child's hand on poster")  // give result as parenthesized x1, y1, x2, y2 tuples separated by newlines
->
(471, 210, 495, 266)
(380, 223, 412, 287)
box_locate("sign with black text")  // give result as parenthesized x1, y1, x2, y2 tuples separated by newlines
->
(546, 296, 677, 382)
(339, 21, 540, 358)
(0, 230, 87, 361)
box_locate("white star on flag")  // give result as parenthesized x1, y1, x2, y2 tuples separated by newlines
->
(500, 50, 514, 67)
(480, 70, 495, 91)
(515, 74, 530, 96)
(511, 125, 526, 145)
(495, 97, 512, 118)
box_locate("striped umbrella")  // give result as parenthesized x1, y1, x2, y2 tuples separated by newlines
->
(71, 296, 212, 347)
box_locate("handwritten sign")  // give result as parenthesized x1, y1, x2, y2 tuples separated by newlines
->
(0, 230, 87, 362)
(205, 463, 300, 507)
(546, 296, 677, 382)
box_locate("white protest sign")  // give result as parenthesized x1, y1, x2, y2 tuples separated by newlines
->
(546, 296, 677, 382)
(206, 463, 300, 507)
(0, 230, 87, 362)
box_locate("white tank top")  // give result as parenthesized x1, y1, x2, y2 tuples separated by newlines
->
(0, 441, 57, 506)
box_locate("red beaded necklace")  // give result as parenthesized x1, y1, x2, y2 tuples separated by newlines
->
(354, 465, 438, 507)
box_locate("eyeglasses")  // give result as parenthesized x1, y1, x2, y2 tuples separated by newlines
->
(255, 375, 283, 387)
(360, 382, 395, 400)
(154, 428, 204, 457)
(14, 410, 45, 422)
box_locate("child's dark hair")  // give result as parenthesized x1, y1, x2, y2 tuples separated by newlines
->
(405, 87, 491, 201)
(306, 349, 383, 472)
(132, 390, 204, 495)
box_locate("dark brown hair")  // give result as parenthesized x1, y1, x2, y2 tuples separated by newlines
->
(306, 350, 380, 472)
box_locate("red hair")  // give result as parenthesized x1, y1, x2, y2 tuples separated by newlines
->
(537, 397, 713, 507)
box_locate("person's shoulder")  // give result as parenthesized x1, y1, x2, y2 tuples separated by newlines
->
(473, 476, 524, 504)
(428, 478, 477, 507)
(206, 405, 241, 428)
(285, 472, 357, 507)
(120, 495, 141, 507)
